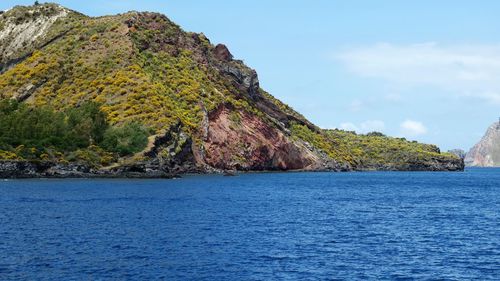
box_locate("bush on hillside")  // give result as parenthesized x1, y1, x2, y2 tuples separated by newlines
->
(101, 122, 150, 156)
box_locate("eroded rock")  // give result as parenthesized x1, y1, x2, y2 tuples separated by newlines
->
(213, 44, 233, 61)
(202, 104, 335, 171)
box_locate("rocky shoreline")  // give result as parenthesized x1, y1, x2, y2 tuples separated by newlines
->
(0, 157, 465, 179)
(0, 160, 177, 179)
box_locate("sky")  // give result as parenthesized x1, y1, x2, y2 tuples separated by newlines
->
(2, 0, 500, 151)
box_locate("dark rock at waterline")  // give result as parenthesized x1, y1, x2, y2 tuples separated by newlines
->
(0, 160, 177, 179)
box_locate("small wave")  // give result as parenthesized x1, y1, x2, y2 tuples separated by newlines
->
(258, 254, 301, 261)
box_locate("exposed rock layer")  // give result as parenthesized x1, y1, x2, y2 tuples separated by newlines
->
(203, 104, 329, 171)
(0, 4, 71, 73)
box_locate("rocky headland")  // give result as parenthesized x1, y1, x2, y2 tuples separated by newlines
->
(0, 3, 463, 178)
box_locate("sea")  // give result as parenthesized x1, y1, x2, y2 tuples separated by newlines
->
(0, 168, 499, 280)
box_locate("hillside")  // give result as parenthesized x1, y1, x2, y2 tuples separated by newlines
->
(465, 121, 500, 167)
(0, 3, 463, 177)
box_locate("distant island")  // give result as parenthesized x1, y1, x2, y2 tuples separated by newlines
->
(0, 3, 463, 178)
(465, 120, 500, 167)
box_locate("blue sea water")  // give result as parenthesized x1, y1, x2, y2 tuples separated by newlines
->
(0, 169, 499, 280)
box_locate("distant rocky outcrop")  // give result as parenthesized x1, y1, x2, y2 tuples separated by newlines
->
(448, 149, 466, 160)
(465, 122, 500, 167)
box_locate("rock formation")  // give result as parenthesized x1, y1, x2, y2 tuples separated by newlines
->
(465, 122, 500, 167)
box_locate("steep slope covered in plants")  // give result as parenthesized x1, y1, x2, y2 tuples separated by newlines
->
(0, 3, 462, 177)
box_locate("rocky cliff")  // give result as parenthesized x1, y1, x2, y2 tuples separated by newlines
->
(0, 3, 463, 177)
(465, 122, 500, 167)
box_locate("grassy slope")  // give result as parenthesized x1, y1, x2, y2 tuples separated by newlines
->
(289, 123, 459, 170)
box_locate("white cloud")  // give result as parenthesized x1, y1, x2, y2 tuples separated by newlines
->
(400, 120, 427, 137)
(339, 120, 385, 134)
(335, 43, 500, 104)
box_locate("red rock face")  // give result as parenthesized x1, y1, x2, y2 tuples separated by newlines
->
(202, 105, 320, 170)
(213, 44, 233, 62)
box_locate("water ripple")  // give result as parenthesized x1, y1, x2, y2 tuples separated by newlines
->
(0, 169, 499, 280)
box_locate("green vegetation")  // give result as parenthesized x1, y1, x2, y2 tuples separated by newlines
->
(290, 122, 357, 165)
(0, 99, 149, 165)
(290, 121, 459, 169)
(101, 122, 150, 156)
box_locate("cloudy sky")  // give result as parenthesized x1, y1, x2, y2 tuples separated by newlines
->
(2, 0, 499, 150)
